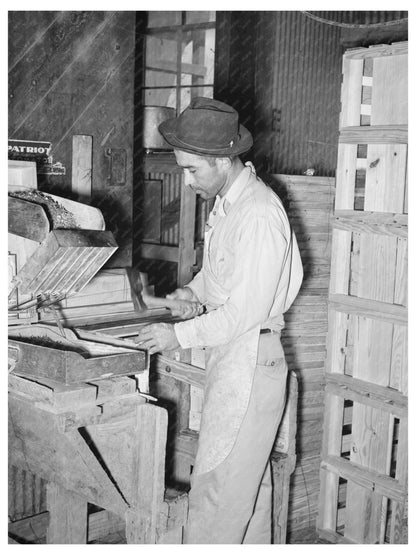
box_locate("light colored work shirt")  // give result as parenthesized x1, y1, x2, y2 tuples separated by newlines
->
(174, 162, 303, 349)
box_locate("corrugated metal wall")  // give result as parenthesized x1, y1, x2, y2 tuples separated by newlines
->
(269, 12, 343, 176)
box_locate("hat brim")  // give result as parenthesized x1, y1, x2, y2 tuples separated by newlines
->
(159, 118, 253, 156)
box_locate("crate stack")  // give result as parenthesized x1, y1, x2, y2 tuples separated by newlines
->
(317, 42, 408, 544)
(269, 175, 334, 537)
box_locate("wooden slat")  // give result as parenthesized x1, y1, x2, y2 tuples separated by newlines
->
(365, 145, 407, 213)
(334, 146, 357, 210)
(125, 403, 167, 544)
(46, 482, 88, 543)
(154, 354, 205, 389)
(316, 393, 344, 533)
(317, 528, 355, 544)
(389, 416, 408, 543)
(372, 54, 407, 125)
(328, 229, 351, 294)
(333, 210, 407, 238)
(340, 57, 363, 127)
(328, 294, 407, 325)
(178, 182, 196, 287)
(324, 373, 407, 417)
(345, 42, 408, 60)
(321, 455, 406, 503)
(72, 135, 93, 200)
(339, 125, 407, 144)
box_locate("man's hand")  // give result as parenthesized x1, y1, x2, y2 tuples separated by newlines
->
(166, 287, 204, 319)
(135, 323, 180, 355)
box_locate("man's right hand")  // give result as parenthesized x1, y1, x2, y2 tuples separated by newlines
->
(166, 287, 203, 319)
(166, 286, 197, 302)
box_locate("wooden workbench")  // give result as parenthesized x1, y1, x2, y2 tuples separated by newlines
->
(8, 371, 187, 543)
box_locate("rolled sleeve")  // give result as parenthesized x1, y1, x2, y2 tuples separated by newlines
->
(185, 270, 205, 303)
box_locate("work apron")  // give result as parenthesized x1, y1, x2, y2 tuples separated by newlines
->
(193, 210, 261, 476)
(193, 327, 260, 475)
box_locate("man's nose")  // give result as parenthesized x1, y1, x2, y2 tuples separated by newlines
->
(183, 169, 194, 187)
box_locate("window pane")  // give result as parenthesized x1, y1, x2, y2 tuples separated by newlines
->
(143, 88, 177, 109)
(185, 11, 216, 24)
(145, 34, 178, 88)
(147, 11, 182, 27)
(145, 69, 178, 89)
(180, 29, 215, 86)
(180, 86, 214, 111)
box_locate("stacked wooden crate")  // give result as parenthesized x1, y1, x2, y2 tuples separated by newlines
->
(317, 42, 408, 544)
(267, 175, 334, 537)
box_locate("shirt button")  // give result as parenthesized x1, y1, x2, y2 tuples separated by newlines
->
(213, 210, 217, 215)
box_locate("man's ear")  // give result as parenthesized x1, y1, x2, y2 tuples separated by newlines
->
(217, 157, 232, 170)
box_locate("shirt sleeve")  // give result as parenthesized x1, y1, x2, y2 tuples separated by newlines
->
(174, 212, 288, 349)
(183, 269, 205, 303)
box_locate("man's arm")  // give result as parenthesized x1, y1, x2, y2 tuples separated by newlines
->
(175, 213, 288, 348)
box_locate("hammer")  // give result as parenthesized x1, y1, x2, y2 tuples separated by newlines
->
(138, 272, 204, 318)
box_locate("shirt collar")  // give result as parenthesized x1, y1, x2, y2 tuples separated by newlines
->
(215, 162, 255, 217)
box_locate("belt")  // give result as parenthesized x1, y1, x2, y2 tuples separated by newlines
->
(260, 328, 274, 335)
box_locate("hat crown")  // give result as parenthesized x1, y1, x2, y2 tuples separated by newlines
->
(176, 97, 239, 148)
(158, 96, 253, 155)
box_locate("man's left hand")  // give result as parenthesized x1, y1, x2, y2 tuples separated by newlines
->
(135, 323, 180, 354)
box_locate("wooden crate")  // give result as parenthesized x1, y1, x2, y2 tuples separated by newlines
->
(317, 42, 408, 544)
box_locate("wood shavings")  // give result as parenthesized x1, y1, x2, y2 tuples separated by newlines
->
(9, 189, 79, 229)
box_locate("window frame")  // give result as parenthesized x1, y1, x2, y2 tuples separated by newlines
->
(143, 12, 216, 114)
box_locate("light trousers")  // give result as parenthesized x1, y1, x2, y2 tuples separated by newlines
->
(184, 333, 288, 544)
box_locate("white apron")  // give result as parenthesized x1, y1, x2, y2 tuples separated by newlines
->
(193, 219, 261, 476)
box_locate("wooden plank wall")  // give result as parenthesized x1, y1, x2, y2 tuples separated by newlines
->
(8, 11, 136, 267)
(264, 174, 334, 538)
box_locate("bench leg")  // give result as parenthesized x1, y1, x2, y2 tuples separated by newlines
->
(46, 482, 88, 543)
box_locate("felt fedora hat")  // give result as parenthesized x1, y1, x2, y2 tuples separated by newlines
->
(158, 97, 253, 156)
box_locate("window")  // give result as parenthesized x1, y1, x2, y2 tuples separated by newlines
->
(143, 11, 216, 113)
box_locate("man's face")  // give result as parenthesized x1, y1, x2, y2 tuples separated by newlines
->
(174, 149, 227, 200)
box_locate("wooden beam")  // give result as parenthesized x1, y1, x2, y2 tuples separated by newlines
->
(321, 455, 406, 503)
(140, 243, 179, 263)
(333, 210, 407, 238)
(324, 373, 407, 417)
(328, 294, 407, 325)
(46, 482, 88, 543)
(339, 125, 407, 144)
(154, 355, 205, 389)
(317, 528, 356, 544)
(345, 41, 408, 59)
(125, 403, 167, 544)
(147, 60, 207, 77)
(72, 135, 92, 200)
(178, 182, 196, 286)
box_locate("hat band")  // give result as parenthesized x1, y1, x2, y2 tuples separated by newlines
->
(171, 132, 241, 153)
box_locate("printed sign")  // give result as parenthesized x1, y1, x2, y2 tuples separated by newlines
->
(8, 139, 52, 162)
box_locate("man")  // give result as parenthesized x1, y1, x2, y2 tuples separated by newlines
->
(137, 97, 303, 544)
